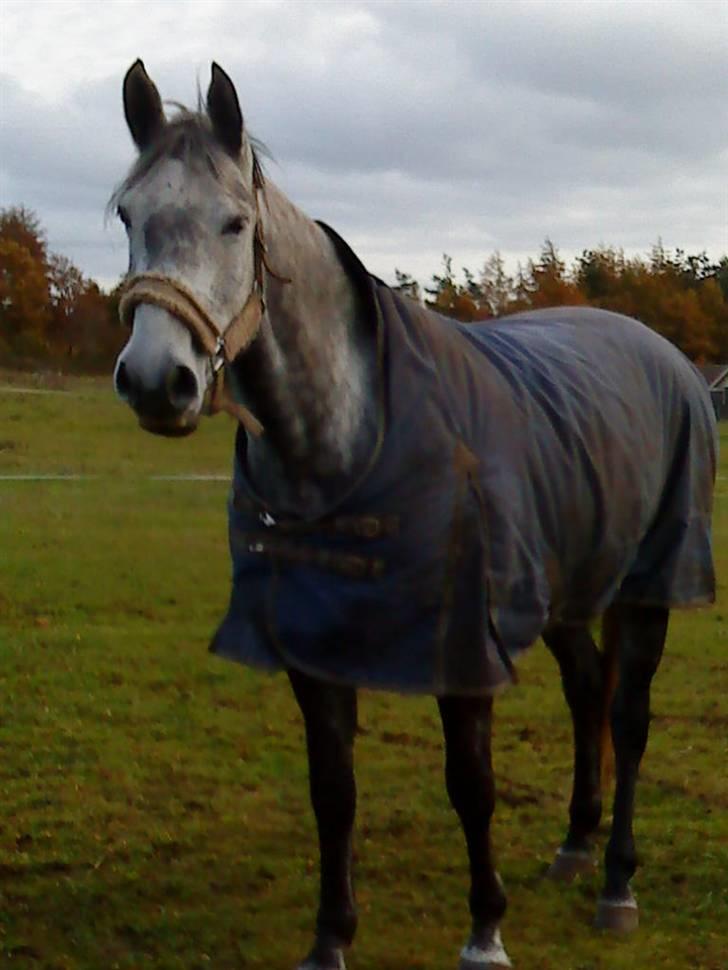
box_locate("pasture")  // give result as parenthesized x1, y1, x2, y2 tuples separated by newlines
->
(1, 373, 726, 970)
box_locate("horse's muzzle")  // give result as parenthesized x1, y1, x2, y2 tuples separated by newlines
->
(114, 356, 202, 435)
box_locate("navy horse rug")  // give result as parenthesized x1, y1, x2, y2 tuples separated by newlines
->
(211, 228, 717, 695)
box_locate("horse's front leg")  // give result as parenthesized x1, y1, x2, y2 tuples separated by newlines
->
(289, 668, 358, 970)
(438, 695, 511, 970)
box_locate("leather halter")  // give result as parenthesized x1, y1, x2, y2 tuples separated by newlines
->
(117, 187, 275, 437)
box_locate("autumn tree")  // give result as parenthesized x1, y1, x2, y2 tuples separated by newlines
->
(64, 281, 122, 363)
(425, 254, 458, 316)
(575, 244, 726, 361)
(1, 205, 122, 369)
(0, 206, 48, 269)
(576, 246, 625, 304)
(479, 251, 514, 317)
(47, 253, 85, 352)
(392, 268, 421, 303)
(0, 237, 51, 355)
(424, 255, 492, 322)
(715, 257, 728, 302)
(0, 207, 54, 356)
(524, 239, 585, 309)
(703, 269, 728, 361)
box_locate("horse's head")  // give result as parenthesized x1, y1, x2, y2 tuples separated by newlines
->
(113, 60, 263, 436)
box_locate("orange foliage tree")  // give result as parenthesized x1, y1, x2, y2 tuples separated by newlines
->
(0, 237, 51, 356)
(0, 206, 123, 370)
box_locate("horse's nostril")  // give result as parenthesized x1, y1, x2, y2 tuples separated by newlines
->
(166, 364, 198, 410)
(115, 360, 133, 401)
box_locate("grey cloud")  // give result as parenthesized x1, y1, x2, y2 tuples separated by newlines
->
(0, 71, 133, 284)
(1, 0, 726, 292)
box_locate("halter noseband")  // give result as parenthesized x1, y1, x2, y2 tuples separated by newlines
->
(117, 186, 275, 437)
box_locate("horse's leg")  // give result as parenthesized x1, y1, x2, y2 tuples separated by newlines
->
(438, 695, 511, 970)
(288, 668, 358, 970)
(542, 622, 606, 881)
(596, 603, 669, 932)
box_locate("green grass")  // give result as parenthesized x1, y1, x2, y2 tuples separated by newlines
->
(1, 375, 726, 970)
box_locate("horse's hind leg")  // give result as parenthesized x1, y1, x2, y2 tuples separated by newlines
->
(542, 622, 607, 881)
(438, 695, 511, 970)
(596, 604, 669, 933)
(288, 668, 358, 970)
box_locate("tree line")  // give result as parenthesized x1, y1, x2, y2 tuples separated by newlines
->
(1, 206, 727, 372)
(396, 240, 728, 362)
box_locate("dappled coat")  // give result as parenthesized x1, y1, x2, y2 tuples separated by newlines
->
(211, 229, 717, 695)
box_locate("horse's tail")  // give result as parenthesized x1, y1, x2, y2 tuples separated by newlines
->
(600, 607, 620, 786)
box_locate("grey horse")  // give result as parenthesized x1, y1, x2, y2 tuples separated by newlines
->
(112, 60, 717, 970)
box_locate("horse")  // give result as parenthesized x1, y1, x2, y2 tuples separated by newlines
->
(111, 60, 717, 970)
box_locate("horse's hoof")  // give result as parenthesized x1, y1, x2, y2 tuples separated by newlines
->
(547, 847, 596, 883)
(296, 954, 346, 970)
(594, 892, 639, 933)
(459, 928, 512, 969)
(296, 959, 345, 970)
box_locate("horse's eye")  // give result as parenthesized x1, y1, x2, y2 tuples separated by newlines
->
(222, 215, 245, 236)
(117, 205, 131, 230)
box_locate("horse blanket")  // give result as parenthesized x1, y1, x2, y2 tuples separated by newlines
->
(211, 228, 717, 695)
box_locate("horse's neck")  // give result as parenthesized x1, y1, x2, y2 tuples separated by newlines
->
(230, 180, 378, 517)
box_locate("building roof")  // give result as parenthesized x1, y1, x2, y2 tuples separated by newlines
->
(696, 364, 728, 389)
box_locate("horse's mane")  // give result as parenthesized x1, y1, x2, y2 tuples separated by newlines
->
(108, 104, 267, 217)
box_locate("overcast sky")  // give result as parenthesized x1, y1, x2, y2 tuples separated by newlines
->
(1, 0, 726, 291)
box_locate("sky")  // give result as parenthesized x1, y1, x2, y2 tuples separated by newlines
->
(1, 0, 727, 291)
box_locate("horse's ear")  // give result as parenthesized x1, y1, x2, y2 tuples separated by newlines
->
(123, 59, 165, 152)
(207, 63, 243, 157)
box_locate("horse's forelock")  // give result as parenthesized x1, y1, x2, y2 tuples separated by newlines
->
(108, 109, 265, 216)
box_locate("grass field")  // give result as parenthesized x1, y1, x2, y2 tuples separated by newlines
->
(1, 373, 726, 970)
